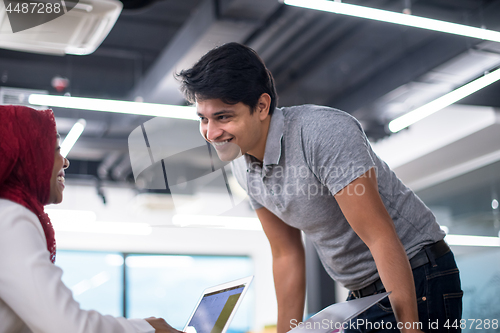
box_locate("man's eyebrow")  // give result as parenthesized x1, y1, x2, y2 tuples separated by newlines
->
(197, 110, 235, 117)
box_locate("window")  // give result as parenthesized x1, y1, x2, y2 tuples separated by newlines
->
(126, 255, 253, 332)
(57, 251, 123, 316)
(57, 251, 253, 332)
(417, 160, 500, 331)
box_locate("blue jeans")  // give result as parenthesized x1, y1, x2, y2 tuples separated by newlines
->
(344, 251, 463, 332)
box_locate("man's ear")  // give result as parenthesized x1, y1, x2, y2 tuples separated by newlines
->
(256, 93, 271, 120)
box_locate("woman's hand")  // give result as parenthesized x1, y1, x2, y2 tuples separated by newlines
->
(144, 317, 184, 333)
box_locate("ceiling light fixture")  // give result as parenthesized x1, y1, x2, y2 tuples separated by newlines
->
(283, 0, 500, 43)
(52, 220, 152, 235)
(445, 234, 500, 247)
(28, 94, 198, 121)
(492, 199, 499, 210)
(125, 256, 195, 268)
(283, 0, 500, 132)
(171, 215, 263, 231)
(46, 209, 152, 235)
(388, 67, 500, 132)
(60, 119, 86, 157)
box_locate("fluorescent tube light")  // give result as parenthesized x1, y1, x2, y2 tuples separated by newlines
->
(46, 209, 97, 223)
(28, 94, 198, 121)
(46, 209, 152, 235)
(171, 215, 263, 231)
(60, 119, 86, 158)
(52, 220, 152, 235)
(388, 67, 500, 133)
(445, 234, 500, 247)
(283, 0, 500, 43)
(125, 256, 195, 268)
(105, 254, 124, 266)
(283, 0, 500, 132)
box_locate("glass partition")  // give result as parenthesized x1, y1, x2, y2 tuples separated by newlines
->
(126, 255, 253, 332)
(57, 251, 123, 316)
(56, 250, 254, 333)
(417, 160, 500, 332)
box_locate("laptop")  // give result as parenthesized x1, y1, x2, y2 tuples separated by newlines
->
(288, 292, 391, 333)
(184, 276, 254, 333)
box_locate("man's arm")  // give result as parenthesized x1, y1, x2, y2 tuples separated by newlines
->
(256, 207, 306, 333)
(334, 167, 422, 333)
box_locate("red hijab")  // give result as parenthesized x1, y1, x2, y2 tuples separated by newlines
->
(0, 105, 58, 263)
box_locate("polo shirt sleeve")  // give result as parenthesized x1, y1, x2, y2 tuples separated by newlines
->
(301, 110, 376, 196)
(246, 194, 264, 210)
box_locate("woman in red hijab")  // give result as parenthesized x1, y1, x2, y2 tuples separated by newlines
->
(0, 105, 180, 333)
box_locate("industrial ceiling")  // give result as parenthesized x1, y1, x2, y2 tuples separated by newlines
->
(1, 0, 500, 190)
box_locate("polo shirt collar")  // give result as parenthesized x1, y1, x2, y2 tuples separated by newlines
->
(263, 107, 284, 166)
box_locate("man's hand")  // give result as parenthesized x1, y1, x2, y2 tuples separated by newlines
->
(145, 317, 184, 333)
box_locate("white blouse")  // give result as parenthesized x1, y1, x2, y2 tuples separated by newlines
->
(0, 199, 154, 333)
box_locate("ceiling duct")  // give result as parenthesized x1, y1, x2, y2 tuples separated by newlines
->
(0, 86, 47, 108)
(0, 0, 122, 55)
(130, 0, 280, 104)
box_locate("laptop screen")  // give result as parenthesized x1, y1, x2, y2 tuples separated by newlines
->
(186, 285, 245, 333)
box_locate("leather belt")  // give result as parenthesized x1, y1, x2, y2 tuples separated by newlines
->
(351, 239, 450, 298)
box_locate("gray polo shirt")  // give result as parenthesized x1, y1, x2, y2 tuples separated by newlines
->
(231, 105, 445, 290)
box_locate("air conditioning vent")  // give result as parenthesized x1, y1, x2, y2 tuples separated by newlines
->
(0, 0, 122, 55)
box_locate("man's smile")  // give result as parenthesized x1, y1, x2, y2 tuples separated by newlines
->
(211, 138, 233, 147)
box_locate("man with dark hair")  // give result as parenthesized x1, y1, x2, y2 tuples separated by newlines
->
(177, 42, 462, 333)
(179, 42, 278, 116)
